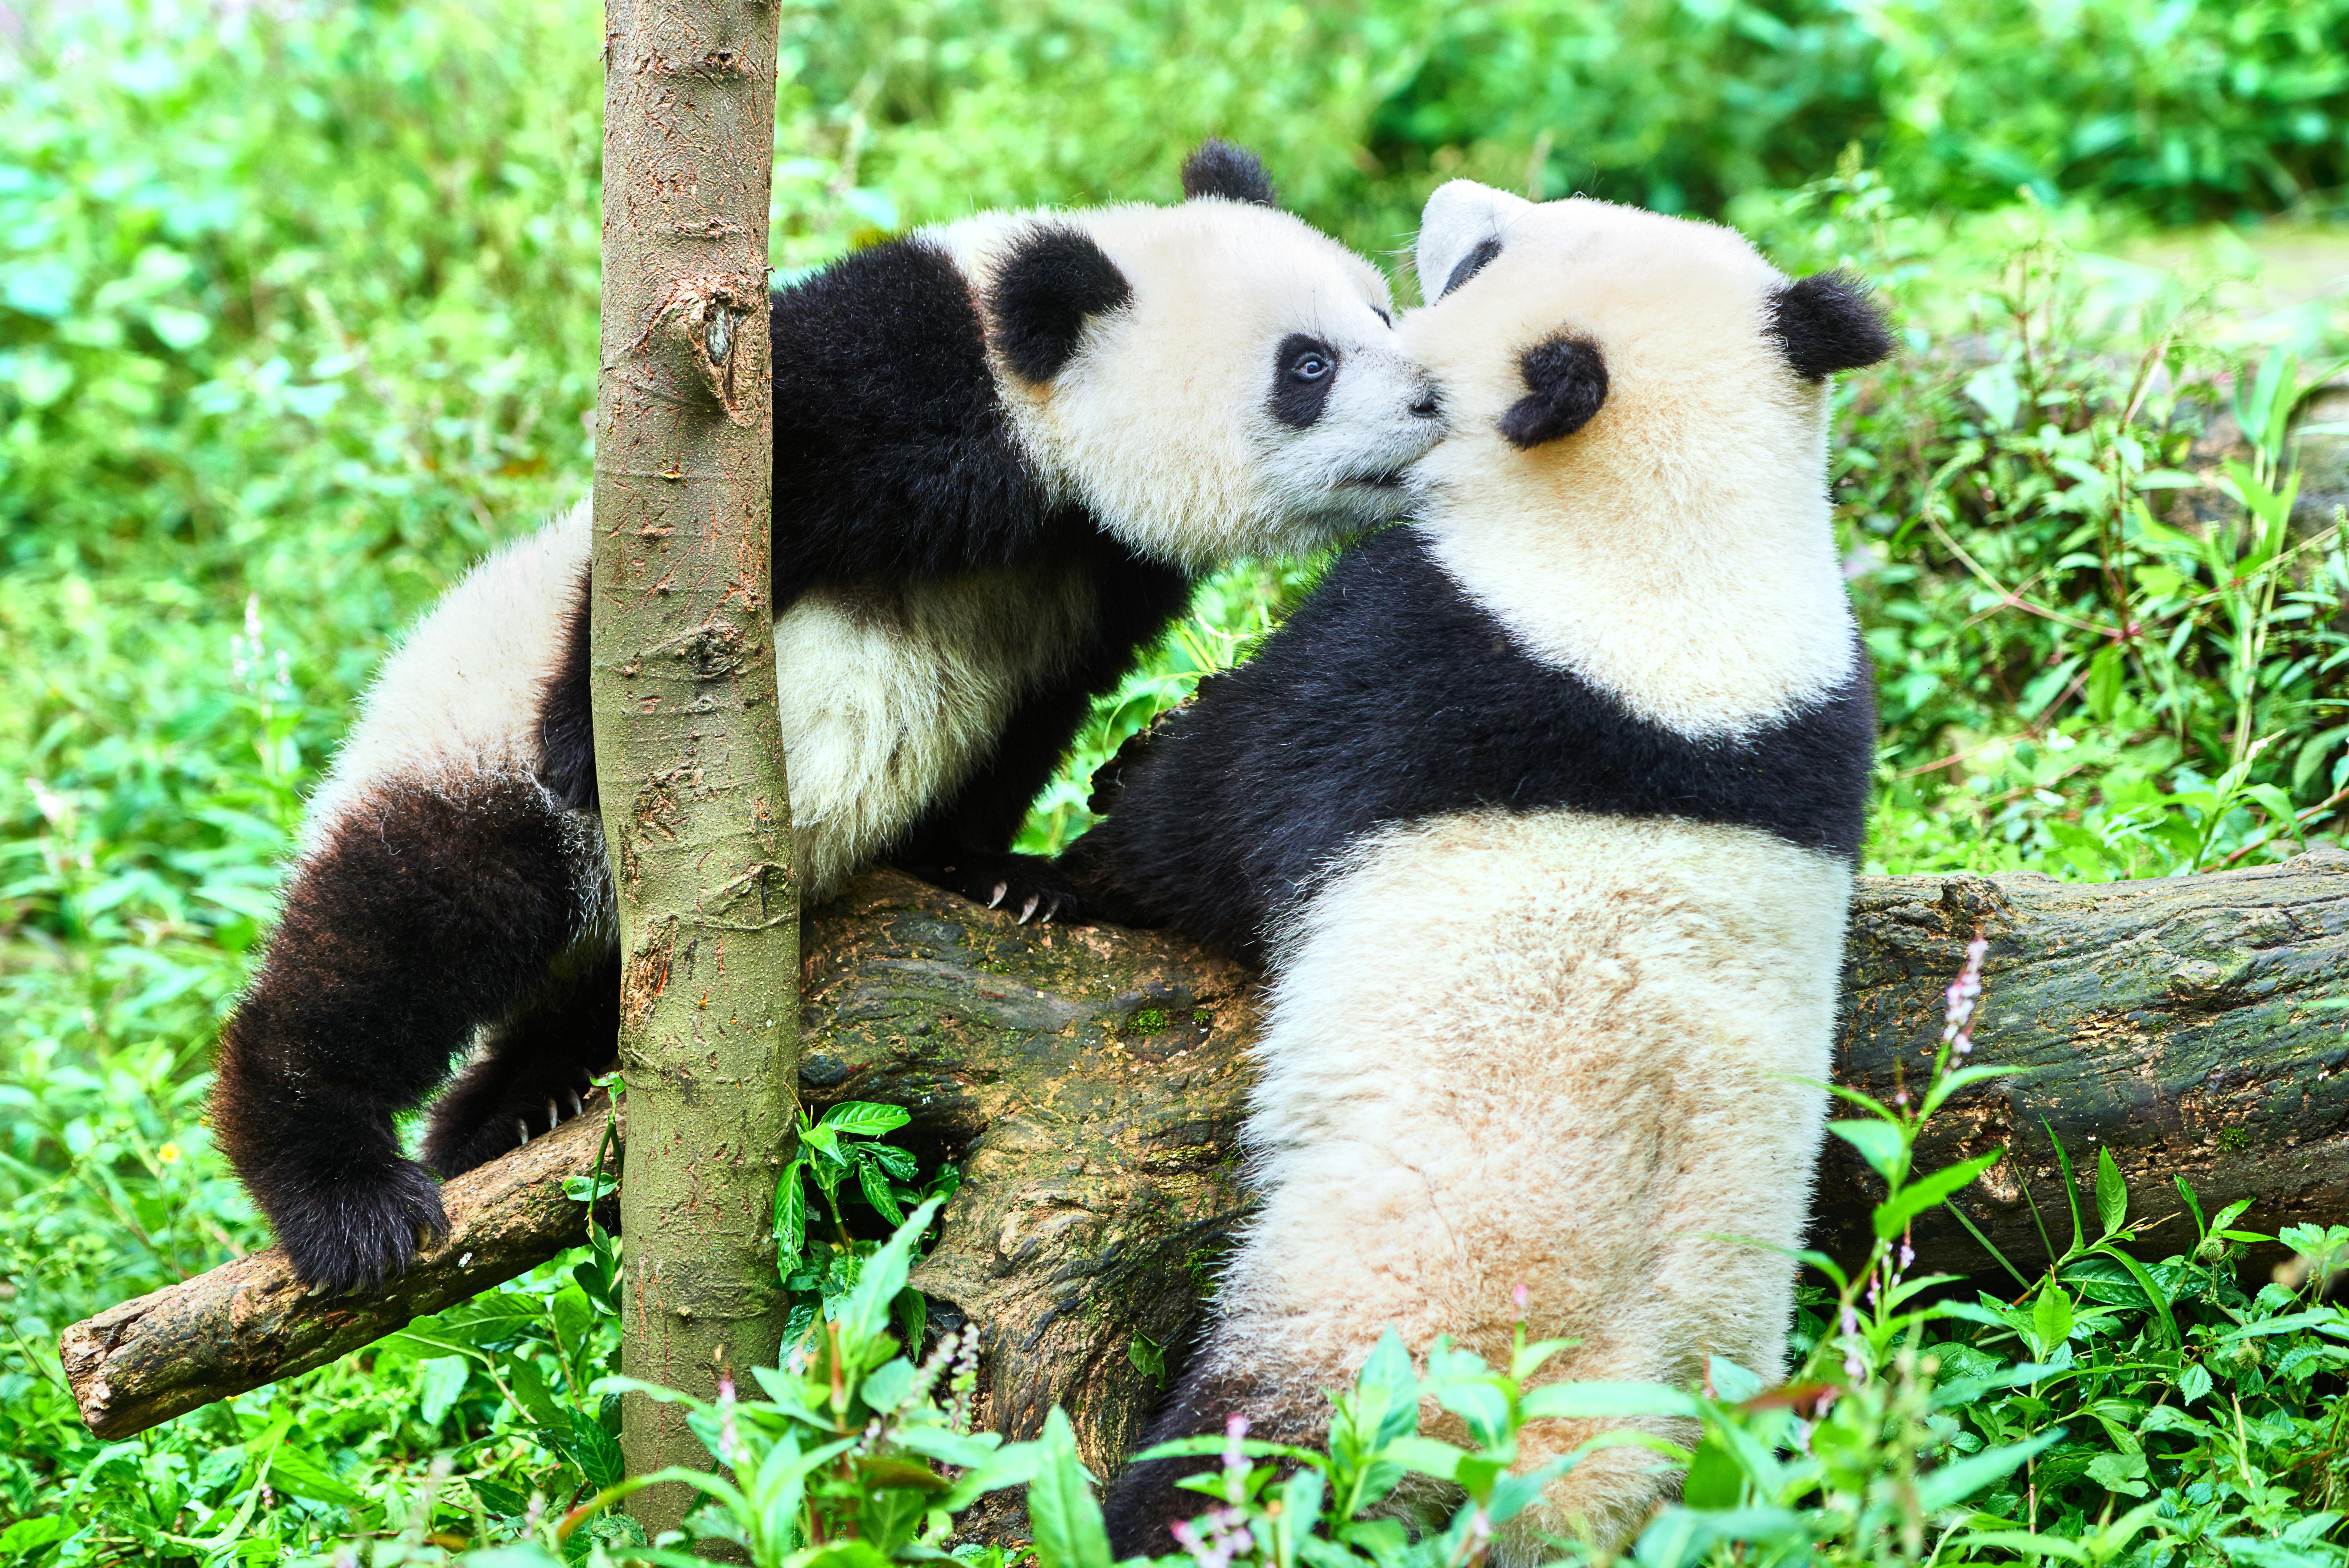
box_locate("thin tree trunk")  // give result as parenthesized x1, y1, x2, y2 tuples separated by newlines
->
(595, 0, 791, 1539)
(62, 858, 2349, 1462)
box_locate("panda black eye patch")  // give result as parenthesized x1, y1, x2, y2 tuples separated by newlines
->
(1268, 333, 1339, 429)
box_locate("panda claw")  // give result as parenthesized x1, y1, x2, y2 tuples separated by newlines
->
(987, 883, 1008, 909)
(516, 1118, 531, 1147)
(1017, 894, 1042, 924)
(547, 1097, 562, 1130)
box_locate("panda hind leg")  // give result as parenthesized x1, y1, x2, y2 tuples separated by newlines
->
(421, 949, 620, 1179)
(208, 773, 593, 1293)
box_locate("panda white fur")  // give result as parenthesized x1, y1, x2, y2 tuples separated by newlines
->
(1062, 182, 1893, 1558)
(209, 143, 1444, 1293)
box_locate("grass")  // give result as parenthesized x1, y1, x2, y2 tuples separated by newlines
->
(2, 0, 2346, 1562)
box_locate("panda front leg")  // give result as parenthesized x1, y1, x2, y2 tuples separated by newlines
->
(209, 772, 596, 1293)
(419, 947, 619, 1179)
(886, 681, 1107, 924)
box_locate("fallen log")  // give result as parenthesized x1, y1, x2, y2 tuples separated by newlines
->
(63, 853, 2349, 1458)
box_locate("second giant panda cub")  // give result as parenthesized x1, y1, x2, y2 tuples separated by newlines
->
(210, 144, 1444, 1293)
(1065, 183, 1891, 1557)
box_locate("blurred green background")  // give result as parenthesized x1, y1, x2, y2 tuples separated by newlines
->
(1, 0, 2346, 1556)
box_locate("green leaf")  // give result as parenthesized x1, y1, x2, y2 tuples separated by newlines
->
(2084, 1450, 2151, 1498)
(1875, 1149, 2005, 1240)
(837, 1197, 942, 1350)
(2176, 1175, 2207, 1236)
(1680, 1435, 1745, 1510)
(507, 1355, 574, 1439)
(2094, 1145, 2127, 1237)
(261, 1444, 364, 1509)
(1915, 1428, 2064, 1512)
(415, 1355, 469, 1428)
(2217, 1308, 2346, 1342)
(2045, 1120, 2086, 1260)
(895, 1425, 1008, 1473)
(1025, 1410, 1111, 1568)
(2084, 643, 2125, 724)
(896, 1285, 926, 1355)
(1827, 1119, 1907, 1184)
(1921, 1064, 2027, 1120)
(1357, 1328, 1419, 1444)
(1129, 1333, 1166, 1385)
(861, 1358, 917, 1416)
(0, 1517, 73, 1557)
(1521, 1382, 1702, 1421)
(471, 1478, 529, 1518)
(773, 1161, 807, 1268)
(821, 1101, 913, 1137)
(2032, 1279, 2075, 1358)
(551, 1284, 594, 1353)
(569, 1414, 627, 1490)
(1384, 1436, 1469, 1483)
(936, 1437, 1048, 1513)
(2087, 1242, 2180, 1346)
(857, 1151, 908, 1224)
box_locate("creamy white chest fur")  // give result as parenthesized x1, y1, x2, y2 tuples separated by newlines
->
(309, 501, 1097, 899)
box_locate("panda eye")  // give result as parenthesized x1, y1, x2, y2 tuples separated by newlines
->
(1269, 333, 1340, 428)
(1287, 345, 1334, 382)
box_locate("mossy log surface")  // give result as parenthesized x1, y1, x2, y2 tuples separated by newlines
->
(63, 854, 2349, 1455)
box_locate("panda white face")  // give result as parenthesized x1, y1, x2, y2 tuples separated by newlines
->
(942, 197, 1445, 572)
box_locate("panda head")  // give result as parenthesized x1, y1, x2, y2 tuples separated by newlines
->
(958, 143, 1445, 570)
(1397, 182, 1895, 735)
(1401, 180, 1892, 505)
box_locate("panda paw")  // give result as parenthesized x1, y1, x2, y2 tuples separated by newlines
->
(422, 1073, 600, 1180)
(273, 1158, 451, 1295)
(901, 849, 1091, 926)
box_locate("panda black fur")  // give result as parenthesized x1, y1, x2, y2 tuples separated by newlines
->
(1062, 183, 1893, 1559)
(209, 143, 1445, 1294)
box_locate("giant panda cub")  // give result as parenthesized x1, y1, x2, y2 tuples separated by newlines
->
(210, 143, 1444, 1294)
(1062, 182, 1892, 1557)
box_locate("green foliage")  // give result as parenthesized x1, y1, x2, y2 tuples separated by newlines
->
(1366, 0, 2349, 223)
(772, 1101, 960, 1351)
(1741, 169, 2349, 878)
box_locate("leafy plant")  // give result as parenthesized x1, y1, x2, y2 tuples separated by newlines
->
(771, 1100, 957, 1352)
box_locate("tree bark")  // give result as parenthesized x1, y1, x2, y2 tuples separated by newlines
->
(594, 0, 791, 1540)
(63, 856, 2349, 1464)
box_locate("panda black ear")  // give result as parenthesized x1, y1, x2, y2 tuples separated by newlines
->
(988, 224, 1134, 384)
(1181, 139, 1277, 207)
(1771, 271, 1894, 381)
(1499, 335, 1607, 449)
